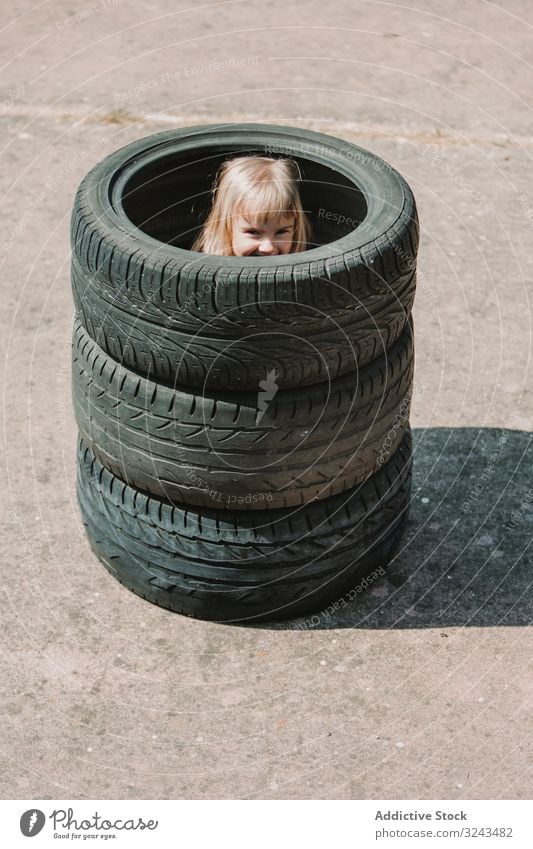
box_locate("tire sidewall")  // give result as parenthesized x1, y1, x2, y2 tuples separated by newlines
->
(74, 122, 415, 277)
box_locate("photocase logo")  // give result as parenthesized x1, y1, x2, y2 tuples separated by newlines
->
(256, 368, 279, 423)
(20, 809, 46, 837)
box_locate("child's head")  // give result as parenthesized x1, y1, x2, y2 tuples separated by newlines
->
(191, 155, 312, 256)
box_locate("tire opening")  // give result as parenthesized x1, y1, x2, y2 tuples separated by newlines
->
(119, 146, 368, 252)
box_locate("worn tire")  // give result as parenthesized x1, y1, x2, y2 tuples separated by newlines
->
(72, 316, 414, 510)
(76, 428, 413, 623)
(71, 122, 418, 390)
(72, 261, 415, 392)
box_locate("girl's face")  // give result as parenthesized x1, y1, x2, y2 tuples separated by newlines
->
(231, 213, 295, 256)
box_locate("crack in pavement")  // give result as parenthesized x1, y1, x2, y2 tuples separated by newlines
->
(1, 104, 531, 150)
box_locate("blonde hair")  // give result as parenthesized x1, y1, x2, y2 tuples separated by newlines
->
(191, 155, 312, 255)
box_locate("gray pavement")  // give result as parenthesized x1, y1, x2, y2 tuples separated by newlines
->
(1, 0, 532, 800)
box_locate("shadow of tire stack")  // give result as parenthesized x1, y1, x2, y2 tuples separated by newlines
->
(71, 123, 419, 624)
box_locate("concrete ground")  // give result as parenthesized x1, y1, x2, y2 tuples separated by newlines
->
(1, 0, 532, 800)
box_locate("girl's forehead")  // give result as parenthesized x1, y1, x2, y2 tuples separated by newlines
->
(236, 208, 295, 225)
(237, 193, 292, 213)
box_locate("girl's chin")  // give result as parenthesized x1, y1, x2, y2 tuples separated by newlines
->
(232, 249, 282, 256)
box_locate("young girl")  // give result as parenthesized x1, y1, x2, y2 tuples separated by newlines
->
(191, 154, 312, 256)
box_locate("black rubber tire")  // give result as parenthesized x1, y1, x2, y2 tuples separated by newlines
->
(72, 316, 414, 510)
(76, 428, 413, 623)
(72, 259, 415, 391)
(71, 122, 418, 390)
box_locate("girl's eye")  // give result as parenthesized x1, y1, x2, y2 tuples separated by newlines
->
(243, 226, 292, 235)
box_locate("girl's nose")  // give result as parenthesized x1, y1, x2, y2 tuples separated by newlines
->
(259, 239, 276, 254)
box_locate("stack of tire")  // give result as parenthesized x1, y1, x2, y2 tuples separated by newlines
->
(71, 123, 419, 624)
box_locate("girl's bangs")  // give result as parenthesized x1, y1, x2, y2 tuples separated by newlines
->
(236, 184, 296, 226)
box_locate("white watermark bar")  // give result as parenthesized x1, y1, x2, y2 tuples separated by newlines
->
(1, 799, 530, 847)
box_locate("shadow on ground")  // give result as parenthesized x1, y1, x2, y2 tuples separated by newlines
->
(266, 427, 533, 630)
